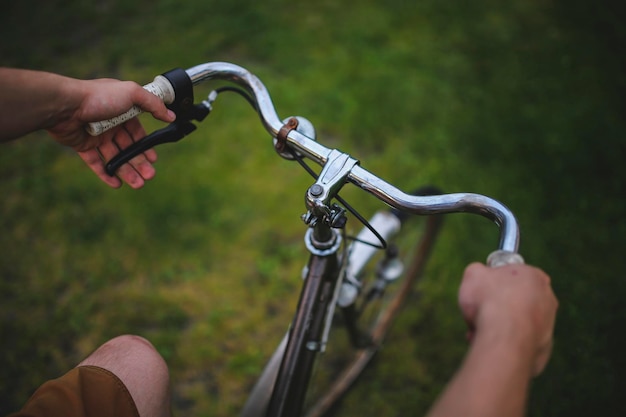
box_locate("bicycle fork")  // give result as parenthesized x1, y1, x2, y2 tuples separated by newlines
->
(266, 222, 343, 417)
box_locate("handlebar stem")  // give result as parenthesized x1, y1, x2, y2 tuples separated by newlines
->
(306, 149, 359, 209)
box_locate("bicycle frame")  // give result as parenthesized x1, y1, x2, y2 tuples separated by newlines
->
(268, 226, 342, 416)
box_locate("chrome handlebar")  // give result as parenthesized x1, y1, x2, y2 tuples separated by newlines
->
(88, 61, 521, 263)
(186, 62, 521, 256)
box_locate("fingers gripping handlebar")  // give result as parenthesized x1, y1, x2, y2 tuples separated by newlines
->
(85, 75, 175, 136)
(87, 62, 523, 266)
(86, 68, 193, 135)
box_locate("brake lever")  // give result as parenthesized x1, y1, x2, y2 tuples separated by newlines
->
(104, 121, 195, 175)
(105, 99, 214, 176)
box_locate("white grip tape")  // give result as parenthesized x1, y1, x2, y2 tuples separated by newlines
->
(487, 250, 525, 267)
(85, 75, 176, 136)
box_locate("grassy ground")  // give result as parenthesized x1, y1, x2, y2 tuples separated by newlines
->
(1, 0, 625, 416)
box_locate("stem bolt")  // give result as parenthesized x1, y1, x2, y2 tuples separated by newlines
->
(309, 184, 324, 197)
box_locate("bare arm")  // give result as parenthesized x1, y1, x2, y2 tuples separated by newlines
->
(0, 68, 175, 188)
(426, 263, 558, 417)
(0, 69, 77, 141)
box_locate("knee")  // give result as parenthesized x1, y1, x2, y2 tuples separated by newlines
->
(81, 334, 169, 380)
(109, 335, 167, 367)
(80, 335, 171, 417)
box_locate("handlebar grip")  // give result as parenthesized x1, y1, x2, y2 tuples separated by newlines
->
(487, 250, 525, 267)
(85, 75, 176, 136)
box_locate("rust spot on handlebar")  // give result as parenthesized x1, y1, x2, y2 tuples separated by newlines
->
(275, 117, 299, 153)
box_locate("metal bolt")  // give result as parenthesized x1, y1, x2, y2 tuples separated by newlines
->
(331, 214, 347, 229)
(309, 184, 324, 197)
(286, 117, 299, 128)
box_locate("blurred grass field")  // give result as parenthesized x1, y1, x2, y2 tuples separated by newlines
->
(1, 0, 625, 416)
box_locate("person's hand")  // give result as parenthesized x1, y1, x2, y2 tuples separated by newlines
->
(458, 263, 558, 376)
(46, 78, 176, 188)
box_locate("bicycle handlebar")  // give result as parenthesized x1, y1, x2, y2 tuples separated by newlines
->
(87, 62, 523, 265)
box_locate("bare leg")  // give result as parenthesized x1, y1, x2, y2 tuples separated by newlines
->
(78, 335, 171, 417)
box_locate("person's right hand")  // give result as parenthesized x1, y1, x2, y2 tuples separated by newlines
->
(46, 77, 176, 189)
(458, 263, 558, 376)
(0, 68, 176, 188)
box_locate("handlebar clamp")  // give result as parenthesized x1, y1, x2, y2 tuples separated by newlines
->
(275, 117, 299, 155)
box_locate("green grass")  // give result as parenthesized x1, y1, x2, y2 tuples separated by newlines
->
(1, 0, 625, 416)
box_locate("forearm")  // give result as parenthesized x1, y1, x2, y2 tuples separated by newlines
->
(0, 68, 82, 142)
(426, 328, 534, 417)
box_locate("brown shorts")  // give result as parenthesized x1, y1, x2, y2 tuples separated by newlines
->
(9, 365, 139, 417)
